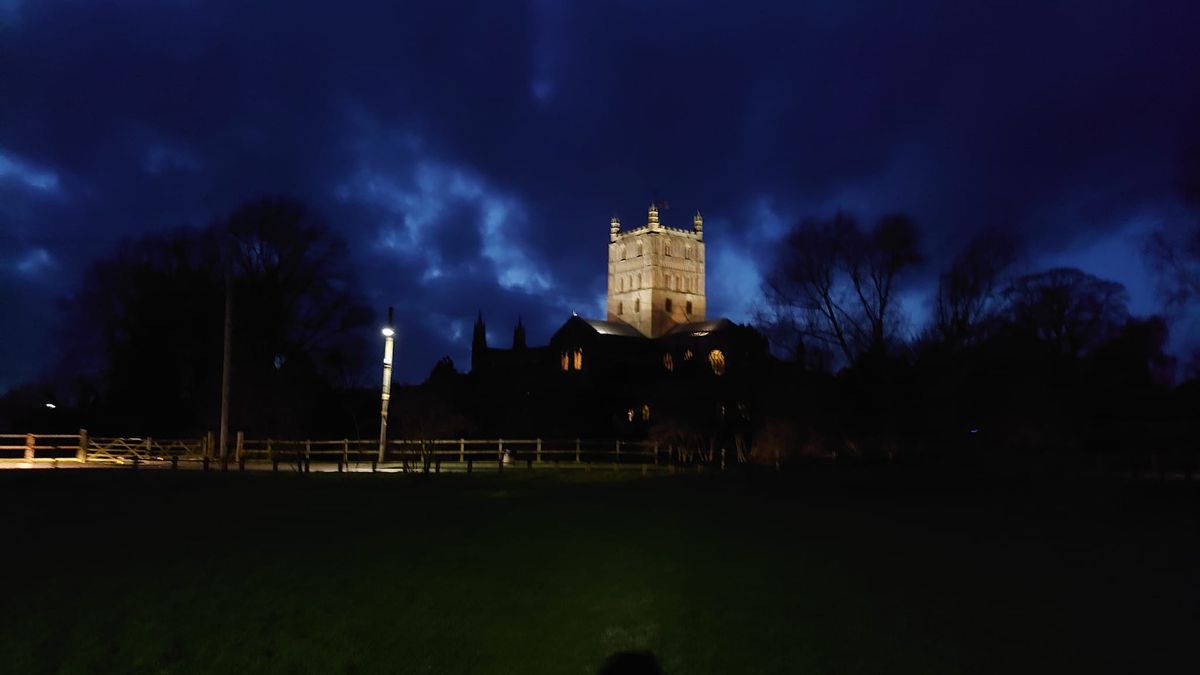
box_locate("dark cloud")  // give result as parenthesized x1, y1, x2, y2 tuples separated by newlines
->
(2, 0, 1199, 389)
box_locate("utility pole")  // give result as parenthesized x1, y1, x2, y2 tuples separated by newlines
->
(219, 239, 233, 471)
(378, 306, 395, 464)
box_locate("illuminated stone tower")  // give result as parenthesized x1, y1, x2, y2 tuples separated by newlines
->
(607, 203, 706, 337)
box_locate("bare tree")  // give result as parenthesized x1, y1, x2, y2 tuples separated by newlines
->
(933, 229, 1021, 348)
(1146, 144, 1200, 311)
(1003, 267, 1129, 358)
(761, 212, 921, 367)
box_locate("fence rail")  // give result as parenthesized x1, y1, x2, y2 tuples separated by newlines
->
(0, 431, 725, 473)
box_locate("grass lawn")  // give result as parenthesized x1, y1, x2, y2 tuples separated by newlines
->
(1, 468, 1196, 674)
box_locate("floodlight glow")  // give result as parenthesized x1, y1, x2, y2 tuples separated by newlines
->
(45, 403, 56, 409)
(381, 327, 395, 337)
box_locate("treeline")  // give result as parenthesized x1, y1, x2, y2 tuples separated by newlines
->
(0, 197, 373, 437)
(753, 211, 1200, 471)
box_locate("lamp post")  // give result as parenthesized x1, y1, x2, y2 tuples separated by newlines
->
(378, 307, 395, 466)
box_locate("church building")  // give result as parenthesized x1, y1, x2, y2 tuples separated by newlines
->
(462, 203, 769, 439)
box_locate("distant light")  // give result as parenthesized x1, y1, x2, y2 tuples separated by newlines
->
(969, 428, 979, 434)
(381, 327, 395, 338)
(44, 403, 56, 409)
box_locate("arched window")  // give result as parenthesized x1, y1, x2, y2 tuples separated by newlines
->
(642, 404, 651, 422)
(618, 301, 623, 315)
(620, 277, 625, 291)
(708, 349, 726, 376)
(560, 351, 569, 371)
(665, 298, 672, 312)
(664, 242, 671, 256)
(574, 348, 583, 370)
(686, 300, 693, 314)
(663, 353, 674, 372)
(634, 298, 640, 313)
(637, 243, 643, 256)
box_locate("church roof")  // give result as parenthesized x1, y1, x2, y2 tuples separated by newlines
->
(579, 318, 645, 338)
(663, 318, 737, 336)
(550, 315, 646, 344)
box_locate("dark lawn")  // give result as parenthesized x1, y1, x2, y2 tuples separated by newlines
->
(0, 468, 1196, 674)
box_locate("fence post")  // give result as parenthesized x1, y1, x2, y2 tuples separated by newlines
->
(536, 438, 542, 463)
(237, 431, 245, 471)
(77, 429, 88, 462)
(498, 438, 504, 472)
(575, 438, 581, 463)
(305, 440, 312, 474)
(340, 439, 348, 472)
(459, 438, 465, 463)
(24, 433, 34, 461)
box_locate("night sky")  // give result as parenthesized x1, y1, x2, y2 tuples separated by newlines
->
(3, 0, 1199, 389)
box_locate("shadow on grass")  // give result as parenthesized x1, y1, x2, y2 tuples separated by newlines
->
(599, 651, 663, 675)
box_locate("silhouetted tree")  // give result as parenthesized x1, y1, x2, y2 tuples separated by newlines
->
(932, 229, 1021, 349)
(1146, 145, 1200, 311)
(1003, 267, 1129, 359)
(60, 196, 371, 436)
(761, 212, 921, 368)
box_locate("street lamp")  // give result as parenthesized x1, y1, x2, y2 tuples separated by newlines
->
(378, 307, 395, 466)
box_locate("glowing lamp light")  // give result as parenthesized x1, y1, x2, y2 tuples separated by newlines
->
(381, 326, 395, 338)
(44, 403, 56, 409)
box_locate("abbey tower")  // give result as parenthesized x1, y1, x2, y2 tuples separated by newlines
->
(606, 204, 706, 337)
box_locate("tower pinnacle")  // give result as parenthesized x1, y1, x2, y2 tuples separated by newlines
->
(648, 203, 660, 229)
(610, 215, 620, 242)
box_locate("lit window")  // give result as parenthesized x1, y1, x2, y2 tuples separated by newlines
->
(618, 301, 623, 315)
(665, 298, 673, 312)
(574, 348, 583, 370)
(686, 300, 693, 314)
(684, 349, 693, 360)
(642, 405, 650, 422)
(708, 349, 726, 376)
(663, 353, 674, 371)
(561, 351, 569, 371)
(627, 408, 635, 422)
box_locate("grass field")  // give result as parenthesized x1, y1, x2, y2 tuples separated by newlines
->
(1, 468, 1196, 674)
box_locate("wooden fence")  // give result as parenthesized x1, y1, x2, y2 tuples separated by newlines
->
(1, 431, 728, 473)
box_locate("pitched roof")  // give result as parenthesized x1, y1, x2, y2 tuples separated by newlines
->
(663, 318, 737, 336)
(579, 318, 645, 338)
